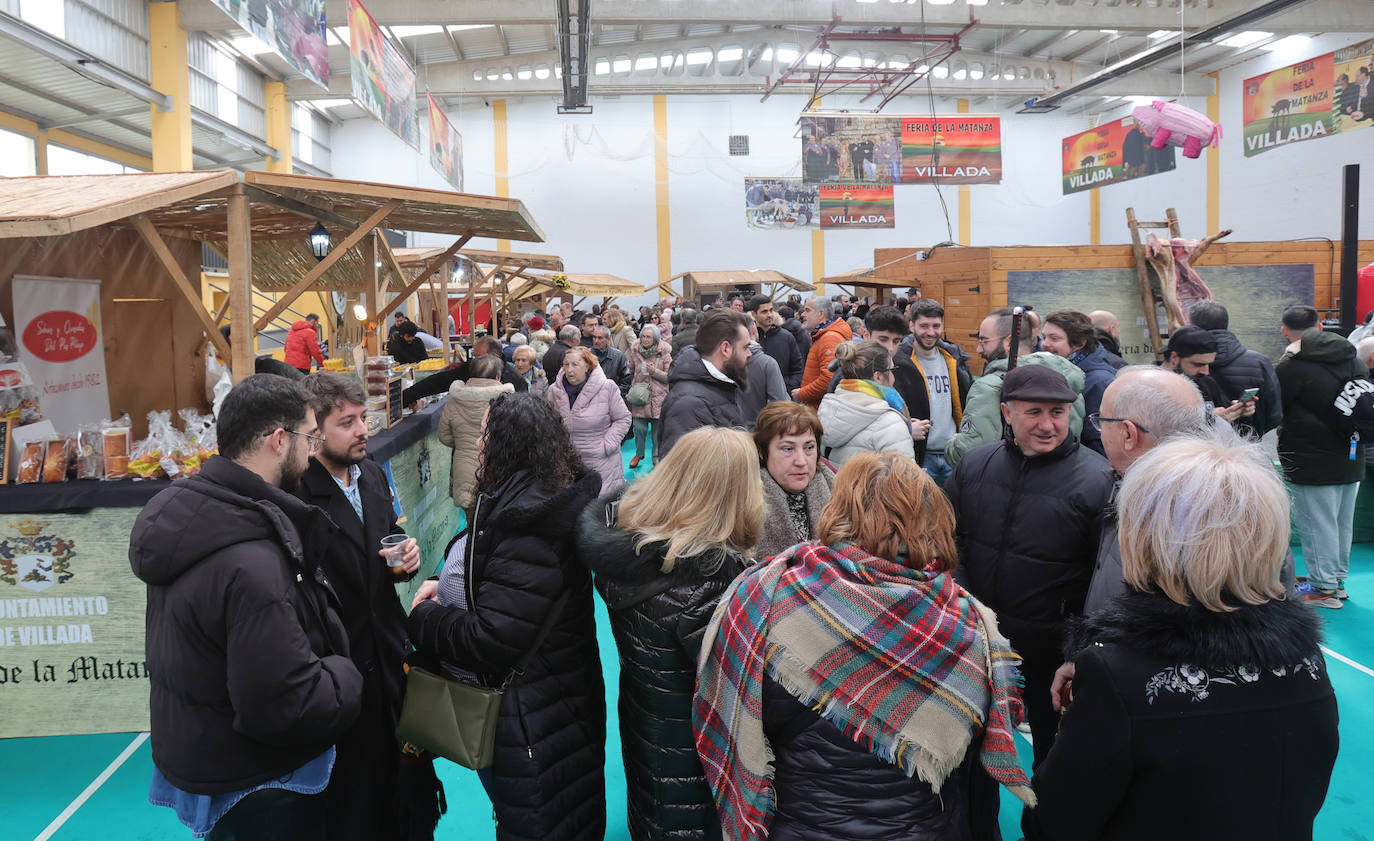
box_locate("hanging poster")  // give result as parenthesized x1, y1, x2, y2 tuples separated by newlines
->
(12, 276, 111, 435)
(817, 184, 896, 229)
(207, 0, 329, 89)
(744, 177, 818, 230)
(1061, 116, 1177, 195)
(348, 0, 418, 149)
(427, 93, 464, 191)
(1242, 37, 1374, 156)
(799, 113, 1001, 184)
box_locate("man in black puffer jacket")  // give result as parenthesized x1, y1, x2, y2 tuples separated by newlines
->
(657, 310, 751, 459)
(577, 490, 746, 841)
(1189, 301, 1282, 436)
(130, 375, 362, 839)
(944, 365, 1114, 838)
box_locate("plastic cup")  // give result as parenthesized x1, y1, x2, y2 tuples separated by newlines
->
(380, 534, 409, 576)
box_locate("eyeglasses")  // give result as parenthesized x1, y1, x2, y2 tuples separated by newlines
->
(974, 335, 1000, 347)
(1087, 412, 1151, 435)
(286, 429, 325, 451)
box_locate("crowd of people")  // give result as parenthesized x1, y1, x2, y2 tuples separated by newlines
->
(130, 289, 1355, 841)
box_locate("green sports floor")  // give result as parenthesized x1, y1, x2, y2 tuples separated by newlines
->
(6, 444, 1374, 841)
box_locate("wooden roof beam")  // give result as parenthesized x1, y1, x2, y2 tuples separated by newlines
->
(374, 235, 473, 323)
(131, 214, 233, 362)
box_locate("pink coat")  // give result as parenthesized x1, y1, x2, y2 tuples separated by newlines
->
(627, 339, 672, 419)
(547, 364, 632, 494)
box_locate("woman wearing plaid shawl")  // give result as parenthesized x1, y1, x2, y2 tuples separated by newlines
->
(693, 452, 1033, 841)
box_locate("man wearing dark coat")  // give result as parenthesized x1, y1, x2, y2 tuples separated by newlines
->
(295, 373, 441, 841)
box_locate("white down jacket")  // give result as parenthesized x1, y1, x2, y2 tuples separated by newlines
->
(816, 389, 915, 466)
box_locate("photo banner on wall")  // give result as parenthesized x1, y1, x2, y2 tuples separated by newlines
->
(207, 0, 328, 89)
(744, 178, 818, 230)
(12, 276, 111, 435)
(818, 184, 895, 229)
(348, 0, 418, 149)
(800, 113, 1002, 184)
(426, 93, 464, 191)
(1061, 116, 1177, 195)
(1242, 37, 1374, 157)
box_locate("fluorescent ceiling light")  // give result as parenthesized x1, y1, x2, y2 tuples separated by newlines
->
(1099, 29, 1119, 34)
(967, 0, 989, 6)
(1216, 31, 1272, 49)
(231, 35, 273, 56)
(390, 25, 446, 38)
(448, 25, 493, 33)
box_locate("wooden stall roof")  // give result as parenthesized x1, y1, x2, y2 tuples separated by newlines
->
(0, 170, 238, 237)
(513, 273, 645, 299)
(669, 269, 814, 292)
(821, 267, 914, 289)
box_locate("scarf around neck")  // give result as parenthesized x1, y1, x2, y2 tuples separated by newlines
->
(693, 541, 1033, 841)
(838, 377, 908, 415)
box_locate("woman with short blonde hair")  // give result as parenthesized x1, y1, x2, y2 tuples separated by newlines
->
(576, 427, 763, 841)
(696, 451, 1031, 841)
(1031, 434, 1338, 841)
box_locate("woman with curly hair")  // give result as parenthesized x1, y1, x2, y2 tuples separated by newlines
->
(408, 392, 606, 841)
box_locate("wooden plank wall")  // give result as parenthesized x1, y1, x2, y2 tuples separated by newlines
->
(876, 240, 1374, 374)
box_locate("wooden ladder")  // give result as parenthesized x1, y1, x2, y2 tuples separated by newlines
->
(1126, 207, 1180, 356)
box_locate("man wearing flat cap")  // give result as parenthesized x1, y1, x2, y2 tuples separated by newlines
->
(1159, 325, 1255, 425)
(945, 364, 1115, 838)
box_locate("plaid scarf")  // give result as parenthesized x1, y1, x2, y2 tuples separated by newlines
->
(693, 541, 1033, 840)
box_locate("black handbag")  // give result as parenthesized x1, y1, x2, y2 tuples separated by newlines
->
(395, 590, 570, 769)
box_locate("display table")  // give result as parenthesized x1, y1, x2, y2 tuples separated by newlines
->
(0, 397, 459, 738)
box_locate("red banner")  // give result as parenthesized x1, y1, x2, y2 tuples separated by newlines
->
(817, 184, 895, 229)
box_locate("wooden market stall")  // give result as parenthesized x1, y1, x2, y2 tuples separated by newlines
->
(395, 247, 565, 341)
(0, 170, 545, 739)
(511, 273, 646, 309)
(661, 269, 814, 303)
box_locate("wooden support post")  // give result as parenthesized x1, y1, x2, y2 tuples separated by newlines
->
(373, 236, 472, 324)
(132, 215, 233, 362)
(253, 198, 400, 332)
(362, 232, 380, 356)
(226, 188, 254, 382)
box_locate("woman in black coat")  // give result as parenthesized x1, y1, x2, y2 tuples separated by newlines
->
(1030, 434, 1339, 841)
(576, 426, 763, 841)
(408, 393, 606, 841)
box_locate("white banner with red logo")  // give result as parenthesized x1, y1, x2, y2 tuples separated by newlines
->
(13, 275, 110, 434)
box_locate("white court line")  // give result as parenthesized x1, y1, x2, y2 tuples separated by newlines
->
(1322, 645, 1374, 679)
(33, 731, 149, 841)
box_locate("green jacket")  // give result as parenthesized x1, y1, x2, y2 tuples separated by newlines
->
(944, 352, 1087, 467)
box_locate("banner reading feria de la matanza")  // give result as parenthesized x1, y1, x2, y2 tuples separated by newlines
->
(348, 0, 418, 149)
(1060, 116, 1176, 195)
(818, 184, 896, 229)
(799, 113, 1001, 185)
(1242, 37, 1374, 156)
(13, 276, 111, 435)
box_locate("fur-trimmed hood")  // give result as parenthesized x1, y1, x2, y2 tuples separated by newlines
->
(1066, 589, 1323, 670)
(576, 490, 744, 608)
(448, 376, 514, 401)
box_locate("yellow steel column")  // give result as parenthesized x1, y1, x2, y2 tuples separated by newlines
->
(811, 229, 825, 296)
(1090, 189, 1101, 245)
(653, 95, 671, 292)
(264, 81, 291, 173)
(34, 130, 47, 175)
(1206, 74, 1220, 235)
(957, 99, 971, 246)
(149, 2, 192, 171)
(493, 99, 510, 251)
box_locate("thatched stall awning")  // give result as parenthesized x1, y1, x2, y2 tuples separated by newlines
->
(512, 273, 645, 300)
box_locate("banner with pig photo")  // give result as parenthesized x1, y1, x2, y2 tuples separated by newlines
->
(1061, 117, 1176, 195)
(1242, 37, 1374, 157)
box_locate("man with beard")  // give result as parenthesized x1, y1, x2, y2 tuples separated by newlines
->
(945, 307, 1088, 467)
(1158, 325, 1253, 426)
(902, 300, 971, 486)
(131, 375, 361, 840)
(747, 293, 803, 391)
(293, 374, 441, 841)
(657, 308, 751, 459)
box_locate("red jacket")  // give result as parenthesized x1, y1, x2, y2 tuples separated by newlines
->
(797, 318, 852, 408)
(283, 320, 324, 370)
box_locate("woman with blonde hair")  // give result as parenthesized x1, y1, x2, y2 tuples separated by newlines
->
(1030, 434, 1338, 841)
(695, 452, 1032, 841)
(816, 340, 919, 464)
(577, 427, 763, 841)
(605, 307, 637, 355)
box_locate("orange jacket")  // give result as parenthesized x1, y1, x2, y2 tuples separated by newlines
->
(283, 320, 325, 370)
(797, 318, 852, 407)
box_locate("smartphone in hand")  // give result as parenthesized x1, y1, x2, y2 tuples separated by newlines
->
(1240, 387, 1259, 403)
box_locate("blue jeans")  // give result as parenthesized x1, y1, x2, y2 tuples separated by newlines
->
(922, 450, 953, 488)
(1289, 481, 1359, 591)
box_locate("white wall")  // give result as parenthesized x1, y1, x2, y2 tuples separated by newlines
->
(329, 47, 1373, 312)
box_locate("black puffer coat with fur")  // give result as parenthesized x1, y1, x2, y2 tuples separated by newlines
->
(576, 491, 746, 841)
(1029, 590, 1338, 841)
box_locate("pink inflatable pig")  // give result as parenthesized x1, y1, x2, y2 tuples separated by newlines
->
(1129, 100, 1222, 158)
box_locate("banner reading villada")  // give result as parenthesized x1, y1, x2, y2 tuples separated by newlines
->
(799, 113, 1002, 185)
(818, 184, 896, 229)
(1060, 116, 1177, 195)
(1242, 37, 1374, 157)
